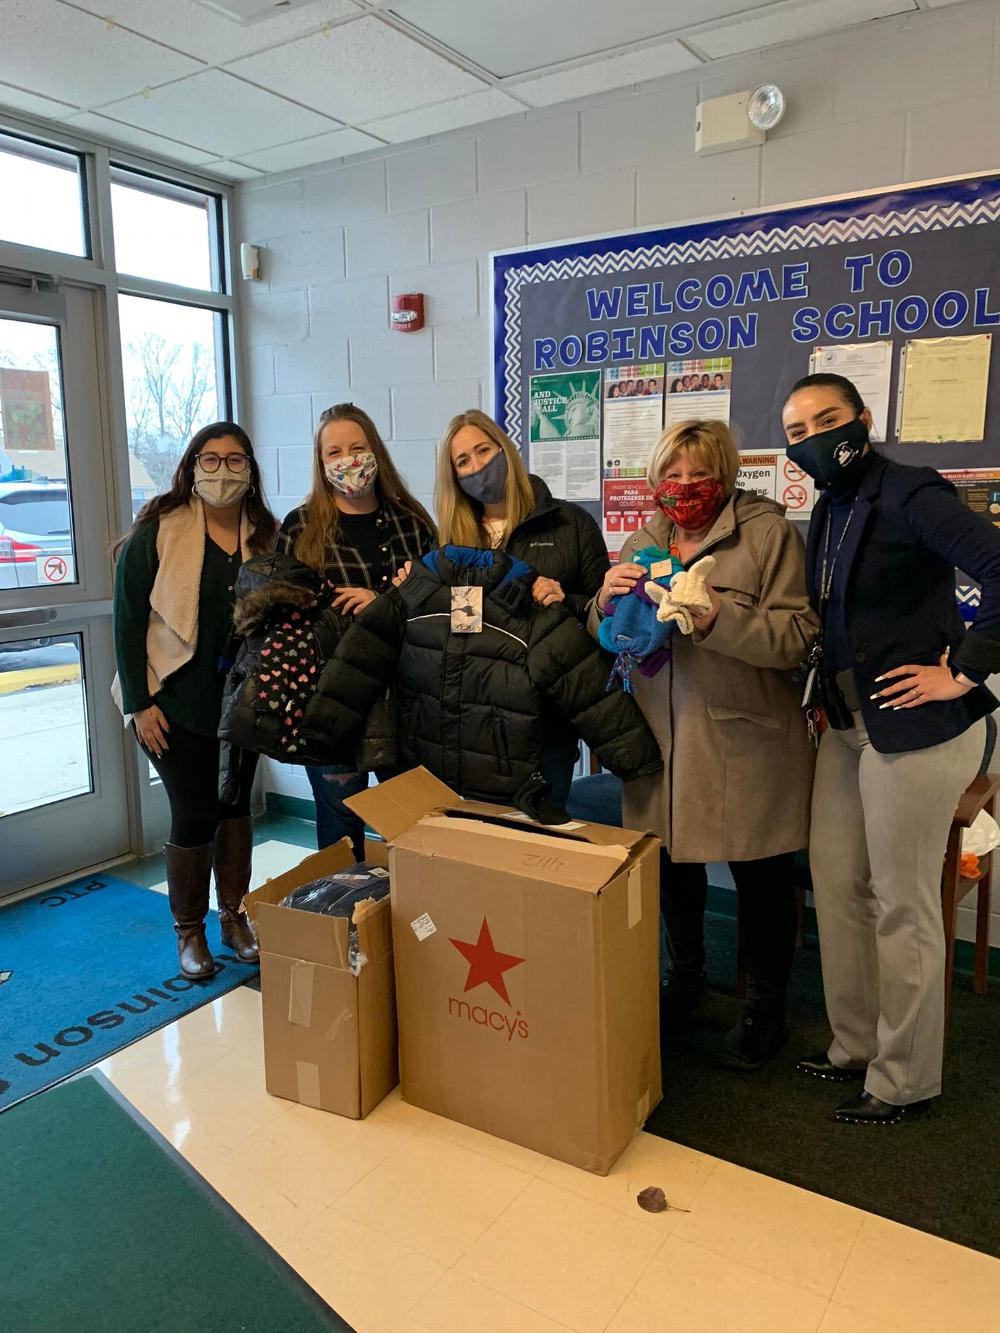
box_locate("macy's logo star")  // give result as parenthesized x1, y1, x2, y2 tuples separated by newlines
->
(449, 918, 524, 1006)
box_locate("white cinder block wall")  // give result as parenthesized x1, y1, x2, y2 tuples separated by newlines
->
(237, 0, 1000, 946)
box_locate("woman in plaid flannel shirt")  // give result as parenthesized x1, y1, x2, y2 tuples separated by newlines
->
(277, 403, 435, 854)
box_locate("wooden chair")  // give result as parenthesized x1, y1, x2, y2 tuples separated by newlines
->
(940, 771, 1000, 1024)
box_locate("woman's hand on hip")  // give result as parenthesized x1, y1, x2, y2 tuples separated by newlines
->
(597, 562, 646, 613)
(332, 586, 377, 616)
(873, 650, 975, 709)
(532, 575, 565, 607)
(135, 704, 170, 757)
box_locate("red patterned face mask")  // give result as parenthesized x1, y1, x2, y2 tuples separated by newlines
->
(654, 477, 726, 532)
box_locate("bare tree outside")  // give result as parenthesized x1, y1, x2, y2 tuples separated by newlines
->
(126, 332, 215, 496)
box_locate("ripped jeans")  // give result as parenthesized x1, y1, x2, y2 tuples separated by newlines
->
(305, 764, 394, 858)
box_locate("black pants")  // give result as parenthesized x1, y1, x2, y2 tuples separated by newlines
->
(660, 849, 797, 1016)
(135, 720, 259, 847)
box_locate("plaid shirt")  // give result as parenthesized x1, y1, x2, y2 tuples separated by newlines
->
(276, 501, 435, 591)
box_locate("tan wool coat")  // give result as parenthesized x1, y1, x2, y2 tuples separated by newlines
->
(589, 491, 819, 864)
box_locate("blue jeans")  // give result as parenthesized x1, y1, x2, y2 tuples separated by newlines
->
(305, 764, 378, 857)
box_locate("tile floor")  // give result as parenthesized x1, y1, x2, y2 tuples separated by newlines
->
(69, 822, 1000, 1330)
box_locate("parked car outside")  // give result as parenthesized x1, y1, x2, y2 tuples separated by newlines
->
(0, 481, 73, 590)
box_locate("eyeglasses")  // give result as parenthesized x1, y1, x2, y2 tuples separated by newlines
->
(197, 452, 249, 475)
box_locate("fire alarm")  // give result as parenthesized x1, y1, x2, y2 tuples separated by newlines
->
(391, 292, 425, 333)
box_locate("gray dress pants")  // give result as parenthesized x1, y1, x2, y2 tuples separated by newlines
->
(810, 713, 985, 1104)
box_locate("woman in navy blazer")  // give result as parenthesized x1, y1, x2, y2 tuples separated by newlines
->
(780, 371, 1000, 1125)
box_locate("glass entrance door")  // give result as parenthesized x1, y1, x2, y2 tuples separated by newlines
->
(0, 282, 130, 897)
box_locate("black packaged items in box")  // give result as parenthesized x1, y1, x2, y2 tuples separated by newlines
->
(281, 863, 390, 975)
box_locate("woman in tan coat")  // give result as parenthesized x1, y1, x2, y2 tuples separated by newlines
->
(591, 421, 818, 1069)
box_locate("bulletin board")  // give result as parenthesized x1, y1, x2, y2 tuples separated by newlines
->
(491, 174, 1000, 556)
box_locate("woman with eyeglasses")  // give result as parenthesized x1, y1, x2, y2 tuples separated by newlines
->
(112, 422, 279, 978)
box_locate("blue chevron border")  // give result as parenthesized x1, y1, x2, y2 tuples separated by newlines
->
(493, 176, 1000, 445)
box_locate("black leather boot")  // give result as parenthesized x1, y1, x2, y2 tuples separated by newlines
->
(214, 816, 259, 963)
(165, 842, 217, 979)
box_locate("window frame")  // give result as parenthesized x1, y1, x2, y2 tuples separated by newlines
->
(0, 109, 244, 549)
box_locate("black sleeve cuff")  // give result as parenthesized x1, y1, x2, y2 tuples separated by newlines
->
(953, 631, 1000, 682)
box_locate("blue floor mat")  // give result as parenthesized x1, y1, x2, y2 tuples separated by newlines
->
(0, 872, 256, 1112)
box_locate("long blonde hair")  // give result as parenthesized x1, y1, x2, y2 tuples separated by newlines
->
(294, 404, 435, 571)
(435, 409, 536, 548)
(647, 419, 741, 496)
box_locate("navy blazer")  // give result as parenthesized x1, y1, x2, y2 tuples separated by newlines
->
(806, 455, 1000, 754)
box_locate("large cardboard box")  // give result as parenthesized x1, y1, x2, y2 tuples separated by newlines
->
(347, 769, 661, 1174)
(243, 838, 397, 1119)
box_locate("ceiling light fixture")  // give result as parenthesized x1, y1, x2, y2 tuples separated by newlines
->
(747, 83, 786, 133)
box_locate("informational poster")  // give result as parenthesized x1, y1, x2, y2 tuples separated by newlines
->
(899, 334, 992, 443)
(529, 371, 601, 500)
(0, 368, 55, 451)
(602, 477, 658, 561)
(663, 357, 732, 428)
(940, 468, 1000, 527)
(809, 341, 893, 441)
(737, 450, 816, 518)
(602, 362, 664, 479)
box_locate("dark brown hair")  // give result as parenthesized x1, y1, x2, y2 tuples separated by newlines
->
(785, 373, 865, 415)
(114, 421, 279, 557)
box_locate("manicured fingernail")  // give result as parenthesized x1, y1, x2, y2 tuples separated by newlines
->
(875, 675, 886, 682)
(869, 693, 880, 700)
(879, 703, 892, 710)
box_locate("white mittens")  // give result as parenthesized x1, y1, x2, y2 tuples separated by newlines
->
(645, 555, 717, 635)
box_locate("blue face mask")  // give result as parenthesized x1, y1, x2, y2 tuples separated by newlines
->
(458, 449, 508, 506)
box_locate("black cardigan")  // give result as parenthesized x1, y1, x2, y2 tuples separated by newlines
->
(807, 455, 1000, 754)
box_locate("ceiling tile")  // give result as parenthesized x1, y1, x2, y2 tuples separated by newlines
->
(0, 81, 80, 120)
(238, 128, 382, 173)
(390, 0, 764, 77)
(67, 0, 362, 65)
(63, 110, 218, 163)
(99, 69, 339, 158)
(513, 41, 700, 108)
(0, 0, 201, 108)
(694, 0, 917, 59)
(226, 14, 484, 122)
(201, 158, 266, 180)
(361, 89, 523, 143)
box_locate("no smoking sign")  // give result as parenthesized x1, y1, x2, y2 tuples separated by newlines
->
(782, 483, 809, 511)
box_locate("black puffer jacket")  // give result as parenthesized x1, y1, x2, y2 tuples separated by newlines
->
(218, 554, 395, 800)
(505, 476, 610, 621)
(301, 546, 661, 809)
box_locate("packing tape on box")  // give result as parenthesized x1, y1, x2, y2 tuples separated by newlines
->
(627, 865, 643, 929)
(636, 1089, 650, 1127)
(323, 1008, 354, 1043)
(288, 960, 315, 1027)
(295, 1060, 321, 1108)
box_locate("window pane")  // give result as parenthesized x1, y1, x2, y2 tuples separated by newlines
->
(0, 317, 77, 589)
(112, 171, 217, 291)
(0, 635, 92, 816)
(0, 134, 87, 257)
(118, 295, 224, 519)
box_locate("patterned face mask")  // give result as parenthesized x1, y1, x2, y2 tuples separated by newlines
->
(654, 476, 726, 532)
(324, 451, 378, 498)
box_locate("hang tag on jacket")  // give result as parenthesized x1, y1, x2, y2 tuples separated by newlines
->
(451, 585, 483, 633)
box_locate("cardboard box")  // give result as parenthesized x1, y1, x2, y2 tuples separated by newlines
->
(347, 769, 661, 1174)
(243, 838, 397, 1119)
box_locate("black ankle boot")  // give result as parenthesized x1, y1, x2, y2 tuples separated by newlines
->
(659, 972, 707, 1037)
(719, 1008, 787, 1071)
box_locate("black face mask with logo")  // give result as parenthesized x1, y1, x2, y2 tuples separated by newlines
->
(786, 416, 870, 495)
